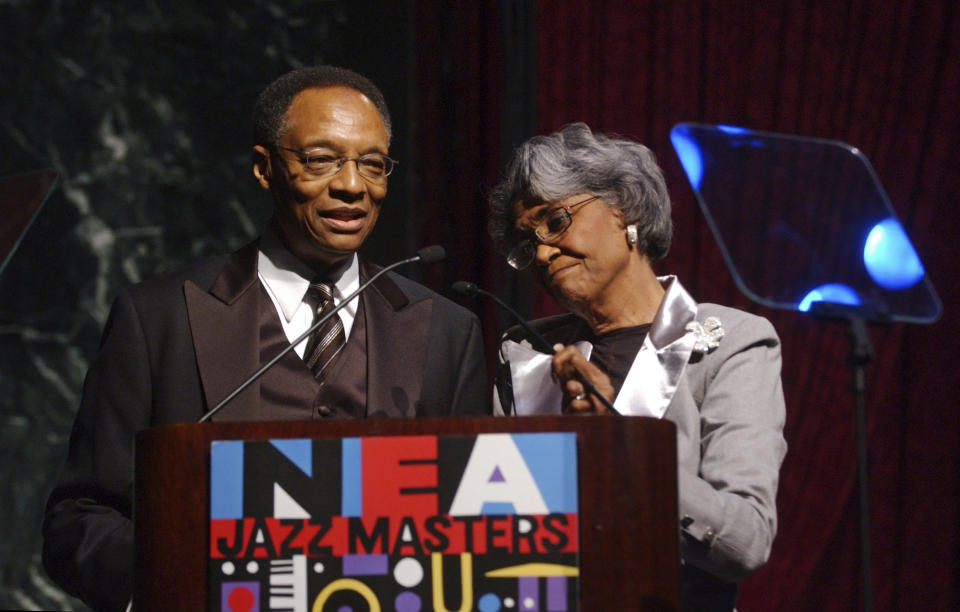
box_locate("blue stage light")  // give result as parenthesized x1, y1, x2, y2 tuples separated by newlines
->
(863, 218, 924, 290)
(670, 127, 703, 189)
(717, 124, 749, 135)
(798, 283, 861, 312)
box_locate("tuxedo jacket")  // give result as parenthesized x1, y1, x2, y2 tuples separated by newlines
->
(42, 240, 489, 611)
(494, 277, 786, 611)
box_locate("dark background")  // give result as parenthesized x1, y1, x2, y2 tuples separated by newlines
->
(1, 1, 957, 610)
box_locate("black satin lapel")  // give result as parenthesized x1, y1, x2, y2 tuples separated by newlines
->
(359, 258, 409, 310)
(210, 240, 260, 304)
(184, 245, 261, 420)
(363, 282, 432, 419)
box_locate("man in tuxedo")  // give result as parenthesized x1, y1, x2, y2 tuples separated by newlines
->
(42, 66, 489, 611)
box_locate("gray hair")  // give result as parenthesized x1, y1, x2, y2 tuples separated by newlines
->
(488, 122, 671, 260)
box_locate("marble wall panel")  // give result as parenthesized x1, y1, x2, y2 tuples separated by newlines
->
(0, 1, 412, 609)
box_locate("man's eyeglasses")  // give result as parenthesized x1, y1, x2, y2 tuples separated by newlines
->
(506, 195, 600, 270)
(278, 147, 398, 180)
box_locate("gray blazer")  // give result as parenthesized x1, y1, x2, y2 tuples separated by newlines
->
(494, 277, 787, 605)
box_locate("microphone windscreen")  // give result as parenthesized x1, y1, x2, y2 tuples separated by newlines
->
(451, 281, 479, 297)
(416, 245, 446, 264)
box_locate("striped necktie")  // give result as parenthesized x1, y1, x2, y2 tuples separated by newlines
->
(303, 281, 346, 381)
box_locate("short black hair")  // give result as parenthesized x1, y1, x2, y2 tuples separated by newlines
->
(252, 65, 391, 149)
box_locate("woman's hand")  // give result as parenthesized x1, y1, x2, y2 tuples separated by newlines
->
(551, 344, 616, 414)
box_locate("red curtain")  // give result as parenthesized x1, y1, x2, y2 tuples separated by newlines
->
(534, 1, 960, 609)
(413, 3, 507, 363)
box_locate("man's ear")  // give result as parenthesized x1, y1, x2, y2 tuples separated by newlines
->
(252, 145, 272, 190)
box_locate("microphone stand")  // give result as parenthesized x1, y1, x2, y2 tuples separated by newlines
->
(810, 301, 888, 612)
(199, 248, 444, 422)
(452, 281, 619, 415)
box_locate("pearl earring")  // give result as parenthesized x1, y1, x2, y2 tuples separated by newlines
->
(626, 224, 638, 246)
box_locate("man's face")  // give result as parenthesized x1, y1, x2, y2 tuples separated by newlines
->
(254, 86, 389, 271)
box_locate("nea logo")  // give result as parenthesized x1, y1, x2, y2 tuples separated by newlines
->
(209, 434, 578, 520)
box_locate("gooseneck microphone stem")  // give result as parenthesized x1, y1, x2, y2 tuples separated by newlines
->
(452, 281, 619, 415)
(198, 247, 445, 423)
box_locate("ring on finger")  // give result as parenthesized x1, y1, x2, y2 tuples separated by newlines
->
(573, 392, 588, 401)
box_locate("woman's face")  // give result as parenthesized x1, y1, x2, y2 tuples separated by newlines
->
(514, 194, 636, 311)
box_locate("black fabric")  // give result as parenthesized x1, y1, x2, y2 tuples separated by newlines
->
(500, 314, 651, 399)
(256, 284, 320, 420)
(313, 290, 368, 419)
(586, 324, 650, 397)
(680, 563, 737, 612)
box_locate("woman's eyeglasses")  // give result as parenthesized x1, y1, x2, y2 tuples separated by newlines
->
(506, 195, 600, 270)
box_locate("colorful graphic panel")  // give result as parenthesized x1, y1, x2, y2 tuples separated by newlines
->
(209, 433, 580, 612)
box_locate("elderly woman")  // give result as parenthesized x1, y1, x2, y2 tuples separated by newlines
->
(488, 123, 787, 610)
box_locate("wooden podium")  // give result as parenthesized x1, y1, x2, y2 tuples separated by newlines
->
(134, 416, 679, 610)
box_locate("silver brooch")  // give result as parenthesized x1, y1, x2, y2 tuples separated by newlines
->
(686, 316, 724, 353)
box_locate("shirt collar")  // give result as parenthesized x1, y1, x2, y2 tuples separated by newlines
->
(257, 227, 360, 322)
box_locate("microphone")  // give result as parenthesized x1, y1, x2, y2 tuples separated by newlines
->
(452, 281, 619, 415)
(198, 246, 447, 423)
(416, 245, 446, 264)
(452, 281, 553, 353)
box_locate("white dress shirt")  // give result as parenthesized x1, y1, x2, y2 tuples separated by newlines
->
(256, 229, 360, 358)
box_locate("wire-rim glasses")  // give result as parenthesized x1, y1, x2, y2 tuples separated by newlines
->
(506, 195, 600, 270)
(278, 147, 398, 180)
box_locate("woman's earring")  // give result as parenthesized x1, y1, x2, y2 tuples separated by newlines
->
(626, 224, 638, 246)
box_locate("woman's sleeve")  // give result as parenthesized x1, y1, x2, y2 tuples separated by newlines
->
(677, 313, 787, 582)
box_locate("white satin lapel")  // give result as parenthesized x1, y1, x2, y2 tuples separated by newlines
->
(503, 339, 592, 415)
(614, 276, 698, 418)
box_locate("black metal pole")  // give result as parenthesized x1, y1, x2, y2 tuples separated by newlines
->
(847, 315, 874, 612)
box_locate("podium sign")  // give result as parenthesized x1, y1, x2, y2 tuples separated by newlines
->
(134, 416, 679, 610)
(208, 433, 580, 612)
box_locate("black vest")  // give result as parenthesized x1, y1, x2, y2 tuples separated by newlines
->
(257, 285, 367, 419)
